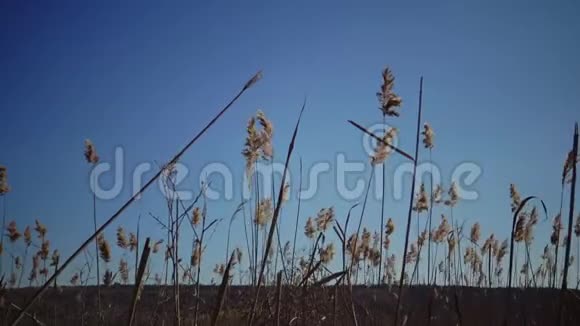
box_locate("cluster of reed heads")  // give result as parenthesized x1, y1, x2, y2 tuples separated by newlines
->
(0, 68, 579, 326)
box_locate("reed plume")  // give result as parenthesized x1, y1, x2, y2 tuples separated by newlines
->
(116, 226, 129, 249)
(304, 217, 316, 239)
(509, 184, 521, 213)
(7, 221, 21, 242)
(315, 207, 335, 232)
(152, 239, 163, 254)
(445, 182, 459, 207)
(128, 232, 138, 251)
(23, 226, 31, 247)
(192, 207, 201, 226)
(83, 139, 99, 164)
(97, 233, 111, 263)
(119, 258, 129, 284)
(242, 110, 274, 181)
(191, 240, 201, 267)
(413, 183, 429, 212)
(377, 67, 403, 117)
(370, 127, 398, 165)
(0, 166, 10, 195)
(470, 223, 481, 244)
(432, 184, 443, 204)
(255, 198, 273, 227)
(422, 123, 435, 149)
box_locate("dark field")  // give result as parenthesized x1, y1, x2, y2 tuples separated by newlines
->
(3, 285, 580, 325)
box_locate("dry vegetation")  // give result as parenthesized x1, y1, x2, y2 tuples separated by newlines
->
(1, 69, 580, 326)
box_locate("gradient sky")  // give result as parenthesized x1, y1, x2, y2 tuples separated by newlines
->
(1, 0, 579, 285)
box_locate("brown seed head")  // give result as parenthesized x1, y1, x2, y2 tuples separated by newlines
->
(84, 139, 99, 164)
(377, 67, 403, 117)
(0, 166, 11, 195)
(34, 219, 47, 238)
(97, 233, 111, 263)
(255, 198, 272, 227)
(421, 123, 435, 149)
(50, 250, 59, 266)
(386, 218, 395, 236)
(315, 207, 335, 232)
(23, 226, 32, 247)
(7, 221, 21, 243)
(304, 217, 316, 239)
(413, 183, 429, 212)
(128, 232, 138, 251)
(445, 182, 459, 207)
(470, 222, 481, 244)
(319, 243, 335, 264)
(509, 184, 521, 213)
(192, 207, 202, 226)
(116, 226, 128, 249)
(371, 127, 398, 165)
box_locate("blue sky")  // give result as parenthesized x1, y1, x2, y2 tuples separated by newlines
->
(1, 0, 579, 285)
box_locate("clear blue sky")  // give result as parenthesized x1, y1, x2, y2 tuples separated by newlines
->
(1, 0, 579, 284)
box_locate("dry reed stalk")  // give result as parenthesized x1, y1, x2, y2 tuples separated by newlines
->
(275, 271, 283, 326)
(211, 250, 236, 326)
(349, 168, 375, 284)
(373, 67, 403, 280)
(557, 122, 578, 326)
(348, 121, 414, 162)
(248, 99, 306, 326)
(9, 303, 45, 326)
(84, 139, 102, 323)
(10, 71, 261, 326)
(504, 196, 547, 326)
(290, 158, 303, 284)
(127, 237, 151, 326)
(393, 77, 422, 326)
(561, 123, 578, 290)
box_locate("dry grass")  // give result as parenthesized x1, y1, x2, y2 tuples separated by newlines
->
(1, 68, 579, 326)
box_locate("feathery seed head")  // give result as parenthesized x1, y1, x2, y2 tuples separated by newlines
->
(445, 182, 459, 207)
(243, 71, 263, 90)
(371, 127, 398, 165)
(116, 226, 128, 249)
(152, 239, 163, 254)
(470, 223, 481, 244)
(83, 139, 99, 164)
(421, 123, 435, 149)
(119, 258, 129, 284)
(432, 185, 443, 204)
(413, 183, 429, 212)
(377, 67, 403, 117)
(192, 207, 202, 226)
(304, 217, 316, 239)
(6, 221, 21, 243)
(50, 250, 59, 266)
(551, 214, 563, 245)
(34, 220, 47, 238)
(255, 198, 273, 227)
(0, 166, 10, 195)
(319, 243, 335, 264)
(128, 232, 138, 251)
(386, 218, 395, 236)
(23, 226, 32, 247)
(315, 207, 335, 232)
(191, 240, 201, 266)
(509, 184, 521, 213)
(256, 110, 274, 160)
(97, 233, 111, 263)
